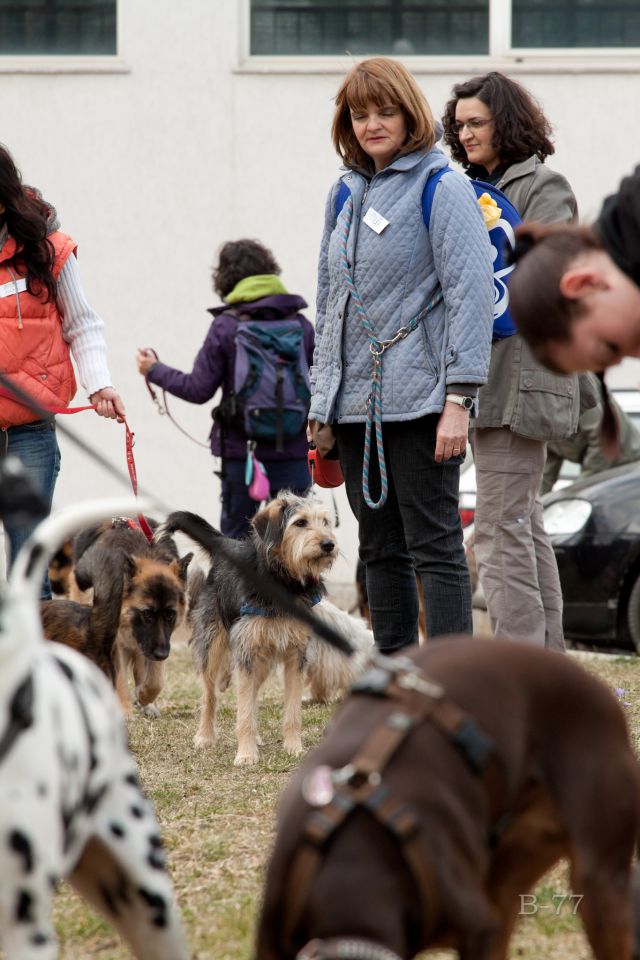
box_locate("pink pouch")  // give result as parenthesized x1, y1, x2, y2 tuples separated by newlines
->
(249, 453, 270, 502)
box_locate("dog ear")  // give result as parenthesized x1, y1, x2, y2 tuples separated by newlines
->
(252, 499, 287, 548)
(172, 552, 193, 584)
(122, 553, 140, 589)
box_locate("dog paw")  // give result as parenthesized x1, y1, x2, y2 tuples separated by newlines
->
(193, 731, 216, 749)
(138, 703, 161, 719)
(283, 737, 304, 756)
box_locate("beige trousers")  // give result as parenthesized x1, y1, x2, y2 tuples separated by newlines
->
(472, 427, 565, 652)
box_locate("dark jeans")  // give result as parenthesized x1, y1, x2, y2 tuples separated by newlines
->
(2, 419, 61, 599)
(220, 457, 311, 539)
(335, 415, 472, 652)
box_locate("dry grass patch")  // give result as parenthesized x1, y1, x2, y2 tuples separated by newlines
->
(50, 646, 640, 959)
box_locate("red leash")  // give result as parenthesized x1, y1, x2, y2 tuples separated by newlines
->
(0, 389, 155, 544)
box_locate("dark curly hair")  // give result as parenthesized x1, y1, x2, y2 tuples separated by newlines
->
(442, 72, 555, 170)
(0, 144, 57, 303)
(212, 239, 281, 299)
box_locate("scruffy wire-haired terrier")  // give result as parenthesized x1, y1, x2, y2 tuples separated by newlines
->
(161, 492, 339, 765)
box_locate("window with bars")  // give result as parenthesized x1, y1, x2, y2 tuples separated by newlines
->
(250, 0, 640, 55)
(512, 0, 640, 48)
(250, 0, 489, 56)
(0, 0, 116, 55)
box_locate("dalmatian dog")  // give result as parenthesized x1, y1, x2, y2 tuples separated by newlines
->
(0, 494, 188, 960)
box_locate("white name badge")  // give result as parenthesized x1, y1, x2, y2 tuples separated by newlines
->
(363, 206, 390, 234)
(0, 277, 27, 298)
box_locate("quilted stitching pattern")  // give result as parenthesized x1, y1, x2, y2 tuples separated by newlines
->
(310, 148, 494, 423)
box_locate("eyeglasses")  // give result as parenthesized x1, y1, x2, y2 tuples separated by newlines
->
(451, 117, 493, 135)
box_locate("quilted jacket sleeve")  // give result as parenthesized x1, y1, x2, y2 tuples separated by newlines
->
(312, 183, 339, 387)
(429, 170, 494, 386)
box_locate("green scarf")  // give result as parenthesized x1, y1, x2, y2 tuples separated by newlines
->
(225, 274, 288, 304)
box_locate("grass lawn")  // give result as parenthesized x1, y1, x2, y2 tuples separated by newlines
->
(50, 643, 640, 959)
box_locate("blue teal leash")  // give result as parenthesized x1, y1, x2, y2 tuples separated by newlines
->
(339, 195, 444, 509)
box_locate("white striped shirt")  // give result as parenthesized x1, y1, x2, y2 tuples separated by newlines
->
(57, 253, 113, 398)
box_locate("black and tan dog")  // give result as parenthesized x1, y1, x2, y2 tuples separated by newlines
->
(256, 636, 640, 960)
(40, 596, 114, 683)
(161, 492, 339, 765)
(42, 519, 192, 716)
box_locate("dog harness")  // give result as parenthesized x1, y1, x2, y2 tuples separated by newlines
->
(239, 590, 322, 619)
(297, 938, 402, 960)
(286, 653, 497, 960)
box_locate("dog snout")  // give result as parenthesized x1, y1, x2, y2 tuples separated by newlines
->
(320, 540, 336, 554)
(150, 646, 170, 661)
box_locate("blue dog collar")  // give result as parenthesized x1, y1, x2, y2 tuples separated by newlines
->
(240, 591, 323, 618)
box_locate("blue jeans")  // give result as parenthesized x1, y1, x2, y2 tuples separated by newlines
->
(3, 419, 61, 599)
(220, 457, 311, 539)
(335, 415, 472, 652)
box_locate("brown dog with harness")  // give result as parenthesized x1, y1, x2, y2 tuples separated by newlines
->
(256, 637, 640, 960)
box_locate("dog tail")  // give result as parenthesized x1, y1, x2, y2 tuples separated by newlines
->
(159, 511, 224, 560)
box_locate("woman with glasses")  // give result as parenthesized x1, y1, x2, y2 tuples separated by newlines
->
(442, 72, 591, 652)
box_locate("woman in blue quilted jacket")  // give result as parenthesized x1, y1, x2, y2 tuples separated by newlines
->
(309, 57, 494, 652)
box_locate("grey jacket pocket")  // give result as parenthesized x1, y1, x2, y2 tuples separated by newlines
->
(511, 368, 579, 441)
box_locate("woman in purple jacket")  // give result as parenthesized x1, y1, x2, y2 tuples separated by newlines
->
(136, 239, 314, 538)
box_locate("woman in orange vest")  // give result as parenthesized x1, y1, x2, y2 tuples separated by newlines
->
(0, 143, 124, 596)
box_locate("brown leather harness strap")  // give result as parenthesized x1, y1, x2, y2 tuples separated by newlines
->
(282, 655, 497, 952)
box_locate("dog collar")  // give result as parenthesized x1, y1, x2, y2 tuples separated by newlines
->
(297, 938, 402, 960)
(240, 591, 323, 618)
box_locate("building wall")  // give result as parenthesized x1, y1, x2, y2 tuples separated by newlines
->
(2, 0, 640, 583)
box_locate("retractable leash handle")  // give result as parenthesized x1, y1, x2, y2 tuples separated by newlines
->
(307, 444, 344, 489)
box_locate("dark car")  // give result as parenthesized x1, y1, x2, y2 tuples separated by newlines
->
(543, 461, 640, 651)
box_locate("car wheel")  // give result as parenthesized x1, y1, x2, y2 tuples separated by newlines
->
(626, 574, 640, 653)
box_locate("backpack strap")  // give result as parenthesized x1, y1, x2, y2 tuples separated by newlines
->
(337, 167, 452, 228)
(335, 180, 351, 218)
(421, 165, 452, 229)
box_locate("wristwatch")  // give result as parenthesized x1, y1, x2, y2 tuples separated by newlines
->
(446, 394, 474, 410)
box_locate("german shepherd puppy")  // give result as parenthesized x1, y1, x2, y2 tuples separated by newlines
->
(42, 519, 192, 715)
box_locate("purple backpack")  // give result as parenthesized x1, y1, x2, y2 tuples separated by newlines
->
(222, 316, 311, 452)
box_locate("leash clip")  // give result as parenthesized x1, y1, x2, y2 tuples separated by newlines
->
(145, 378, 166, 416)
(332, 763, 382, 789)
(370, 326, 410, 359)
